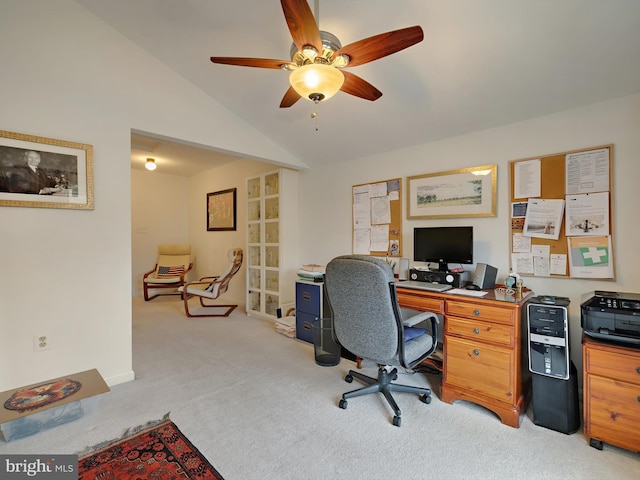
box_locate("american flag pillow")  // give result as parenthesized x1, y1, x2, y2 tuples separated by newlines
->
(157, 265, 185, 278)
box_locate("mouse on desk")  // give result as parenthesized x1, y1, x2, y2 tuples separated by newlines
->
(465, 284, 481, 291)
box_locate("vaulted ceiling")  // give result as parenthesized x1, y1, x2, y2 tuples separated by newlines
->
(76, 0, 640, 173)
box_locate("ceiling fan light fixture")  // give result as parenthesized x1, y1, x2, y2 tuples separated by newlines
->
(289, 63, 344, 102)
(301, 45, 318, 61)
(145, 158, 157, 171)
(332, 54, 349, 68)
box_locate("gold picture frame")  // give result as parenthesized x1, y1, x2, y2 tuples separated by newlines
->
(0, 130, 94, 210)
(406, 165, 497, 219)
(207, 188, 237, 231)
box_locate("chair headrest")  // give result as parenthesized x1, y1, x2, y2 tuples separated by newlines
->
(158, 244, 191, 255)
(228, 248, 243, 262)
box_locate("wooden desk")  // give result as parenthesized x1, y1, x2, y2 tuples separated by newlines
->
(396, 285, 533, 428)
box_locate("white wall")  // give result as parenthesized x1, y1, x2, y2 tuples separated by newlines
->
(298, 94, 640, 375)
(0, 0, 304, 392)
(131, 170, 190, 297)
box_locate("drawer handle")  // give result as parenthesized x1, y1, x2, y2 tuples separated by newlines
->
(473, 309, 480, 316)
(473, 349, 480, 356)
(637, 367, 640, 375)
(473, 328, 480, 335)
(637, 396, 640, 403)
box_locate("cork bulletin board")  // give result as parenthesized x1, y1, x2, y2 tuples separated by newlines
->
(508, 145, 614, 279)
(352, 178, 402, 257)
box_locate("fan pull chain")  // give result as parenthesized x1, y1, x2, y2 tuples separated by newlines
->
(310, 105, 319, 131)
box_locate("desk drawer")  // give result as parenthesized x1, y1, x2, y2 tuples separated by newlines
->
(585, 374, 640, 450)
(445, 336, 514, 400)
(446, 316, 514, 347)
(584, 346, 640, 385)
(395, 291, 444, 314)
(446, 301, 514, 325)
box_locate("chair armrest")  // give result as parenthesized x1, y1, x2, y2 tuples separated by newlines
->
(184, 280, 212, 287)
(402, 309, 439, 328)
(143, 265, 158, 279)
(199, 275, 220, 281)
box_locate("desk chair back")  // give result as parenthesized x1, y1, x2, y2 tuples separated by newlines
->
(325, 255, 400, 364)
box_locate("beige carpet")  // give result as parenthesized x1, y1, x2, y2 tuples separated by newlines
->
(2, 297, 638, 479)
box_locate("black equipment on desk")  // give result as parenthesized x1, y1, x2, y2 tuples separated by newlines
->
(409, 268, 468, 288)
(581, 290, 640, 347)
(527, 296, 580, 434)
(527, 296, 571, 379)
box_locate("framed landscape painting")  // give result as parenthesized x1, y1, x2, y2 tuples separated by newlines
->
(0, 130, 94, 210)
(406, 165, 497, 219)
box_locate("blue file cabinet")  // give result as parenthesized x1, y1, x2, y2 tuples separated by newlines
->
(295, 281, 329, 344)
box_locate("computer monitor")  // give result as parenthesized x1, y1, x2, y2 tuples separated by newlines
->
(413, 226, 473, 272)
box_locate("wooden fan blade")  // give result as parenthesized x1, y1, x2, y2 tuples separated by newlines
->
(281, 0, 322, 53)
(341, 71, 382, 101)
(335, 26, 424, 68)
(210, 57, 291, 69)
(280, 86, 301, 108)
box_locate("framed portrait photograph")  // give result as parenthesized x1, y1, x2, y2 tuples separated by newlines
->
(0, 130, 94, 210)
(207, 188, 237, 231)
(406, 165, 497, 219)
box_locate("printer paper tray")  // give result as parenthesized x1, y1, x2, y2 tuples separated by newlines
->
(583, 330, 640, 347)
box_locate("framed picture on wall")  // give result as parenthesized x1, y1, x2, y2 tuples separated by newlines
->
(406, 165, 497, 219)
(0, 130, 94, 210)
(207, 188, 237, 231)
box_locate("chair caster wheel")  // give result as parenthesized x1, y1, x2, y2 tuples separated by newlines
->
(339, 399, 348, 409)
(345, 374, 353, 383)
(392, 415, 401, 427)
(420, 394, 431, 404)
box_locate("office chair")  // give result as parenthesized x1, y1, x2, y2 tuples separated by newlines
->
(324, 255, 439, 426)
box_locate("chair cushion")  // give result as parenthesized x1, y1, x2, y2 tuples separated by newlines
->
(145, 276, 183, 285)
(182, 284, 217, 298)
(403, 327, 427, 341)
(156, 265, 185, 278)
(158, 244, 191, 255)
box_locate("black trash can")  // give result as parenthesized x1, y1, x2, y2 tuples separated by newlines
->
(312, 317, 341, 366)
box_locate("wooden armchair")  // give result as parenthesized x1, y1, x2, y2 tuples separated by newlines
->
(142, 244, 193, 301)
(179, 248, 243, 317)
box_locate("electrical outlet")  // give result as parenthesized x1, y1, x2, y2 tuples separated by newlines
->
(34, 334, 51, 352)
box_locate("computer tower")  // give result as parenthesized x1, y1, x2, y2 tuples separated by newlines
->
(527, 296, 580, 434)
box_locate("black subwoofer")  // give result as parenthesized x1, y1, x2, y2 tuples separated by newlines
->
(531, 361, 581, 434)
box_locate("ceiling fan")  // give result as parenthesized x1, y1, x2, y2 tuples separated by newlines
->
(210, 0, 424, 108)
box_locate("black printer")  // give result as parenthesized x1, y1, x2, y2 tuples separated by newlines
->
(581, 290, 640, 347)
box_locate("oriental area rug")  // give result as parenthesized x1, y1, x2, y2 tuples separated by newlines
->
(78, 415, 224, 479)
